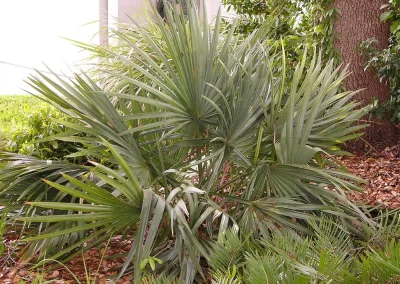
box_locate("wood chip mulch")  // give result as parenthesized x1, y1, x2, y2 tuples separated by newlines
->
(339, 145, 400, 209)
(0, 236, 134, 283)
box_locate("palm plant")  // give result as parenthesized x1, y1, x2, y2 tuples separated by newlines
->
(0, 1, 382, 282)
(209, 213, 400, 284)
(355, 238, 400, 283)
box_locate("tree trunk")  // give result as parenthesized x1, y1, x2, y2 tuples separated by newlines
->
(333, 0, 398, 152)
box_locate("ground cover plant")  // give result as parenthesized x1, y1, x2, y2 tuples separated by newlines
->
(0, 1, 399, 283)
(208, 218, 400, 284)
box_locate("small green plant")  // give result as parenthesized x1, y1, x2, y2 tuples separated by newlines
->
(140, 256, 164, 272)
(356, 239, 400, 283)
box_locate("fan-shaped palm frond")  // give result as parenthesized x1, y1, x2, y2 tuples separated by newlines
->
(355, 239, 400, 283)
(0, 152, 89, 213)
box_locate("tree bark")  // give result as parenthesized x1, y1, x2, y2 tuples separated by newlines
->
(333, 0, 398, 151)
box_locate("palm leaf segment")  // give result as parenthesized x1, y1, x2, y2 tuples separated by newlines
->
(0, 0, 373, 281)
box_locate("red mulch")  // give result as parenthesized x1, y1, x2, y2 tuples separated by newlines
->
(1, 146, 400, 283)
(0, 235, 134, 283)
(339, 145, 400, 208)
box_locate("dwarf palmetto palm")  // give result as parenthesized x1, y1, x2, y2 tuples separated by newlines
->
(0, 0, 380, 282)
(209, 213, 400, 284)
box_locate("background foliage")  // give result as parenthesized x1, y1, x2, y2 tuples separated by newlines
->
(222, 0, 338, 59)
(0, 95, 80, 160)
(359, 0, 400, 122)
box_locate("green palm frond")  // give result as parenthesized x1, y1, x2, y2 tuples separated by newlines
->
(212, 276, 242, 284)
(25, 72, 152, 185)
(361, 208, 400, 247)
(273, 54, 367, 164)
(242, 223, 353, 283)
(233, 162, 369, 238)
(0, 152, 90, 212)
(208, 229, 248, 274)
(18, 171, 142, 262)
(355, 239, 400, 283)
(244, 252, 309, 284)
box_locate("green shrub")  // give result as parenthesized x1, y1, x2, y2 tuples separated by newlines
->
(358, 38, 400, 122)
(0, 95, 80, 160)
(5, 106, 78, 160)
(0, 95, 48, 134)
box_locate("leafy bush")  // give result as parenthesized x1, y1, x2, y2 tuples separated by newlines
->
(1, 95, 50, 133)
(358, 1, 400, 122)
(6, 106, 79, 160)
(0, 95, 81, 160)
(221, 0, 301, 36)
(0, 2, 387, 282)
(220, 0, 341, 92)
(358, 38, 400, 122)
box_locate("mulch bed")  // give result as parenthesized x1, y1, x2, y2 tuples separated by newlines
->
(0, 235, 134, 283)
(1, 146, 400, 283)
(339, 145, 400, 208)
